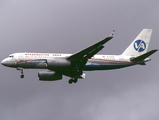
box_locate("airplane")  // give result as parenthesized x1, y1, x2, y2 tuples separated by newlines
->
(1, 29, 158, 84)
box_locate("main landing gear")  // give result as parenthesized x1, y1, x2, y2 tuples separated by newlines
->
(68, 78, 78, 84)
(17, 68, 24, 79)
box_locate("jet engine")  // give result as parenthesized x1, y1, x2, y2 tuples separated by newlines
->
(38, 71, 62, 81)
(46, 59, 71, 70)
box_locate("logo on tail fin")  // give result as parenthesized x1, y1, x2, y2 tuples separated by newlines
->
(134, 40, 146, 52)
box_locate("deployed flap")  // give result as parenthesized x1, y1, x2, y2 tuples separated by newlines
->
(130, 49, 158, 62)
(67, 30, 115, 61)
(86, 46, 104, 59)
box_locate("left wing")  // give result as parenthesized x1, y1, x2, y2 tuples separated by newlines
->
(67, 30, 115, 61)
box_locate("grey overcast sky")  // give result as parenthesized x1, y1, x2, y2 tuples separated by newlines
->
(0, 0, 159, 120)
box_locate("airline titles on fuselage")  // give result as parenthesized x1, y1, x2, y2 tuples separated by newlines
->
(25, 53, 62, 56)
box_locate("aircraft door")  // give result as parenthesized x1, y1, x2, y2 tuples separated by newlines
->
(19, 53, 23, 61)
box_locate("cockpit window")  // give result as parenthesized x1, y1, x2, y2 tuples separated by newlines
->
(9, 55, 14, 58)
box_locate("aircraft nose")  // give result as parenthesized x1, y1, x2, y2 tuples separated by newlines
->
(1, 59, 5, 65)
(1, 59, 8, 66)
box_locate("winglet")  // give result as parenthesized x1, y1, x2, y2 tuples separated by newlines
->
(109, 30, 115, 37)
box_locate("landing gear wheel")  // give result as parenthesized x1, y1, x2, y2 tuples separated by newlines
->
(68, 79, 73, 84)
(68, 78, 78, 84)
(21, 75, 24, 78)
(73, 78, 78, 83)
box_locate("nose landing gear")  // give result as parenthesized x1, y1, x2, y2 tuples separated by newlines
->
(17, 68, 24, 79)
(21, 74, 24, 78)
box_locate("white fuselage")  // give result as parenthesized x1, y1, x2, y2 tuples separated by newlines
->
(1, 29, 156, 83)
(1, 52, 134, 70)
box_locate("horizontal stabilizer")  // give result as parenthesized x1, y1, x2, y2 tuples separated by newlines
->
(130, 49, 158, 62)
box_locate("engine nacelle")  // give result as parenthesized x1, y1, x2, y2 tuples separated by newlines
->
(46, 59, 71, 70)
(38, 71, 62, 81)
